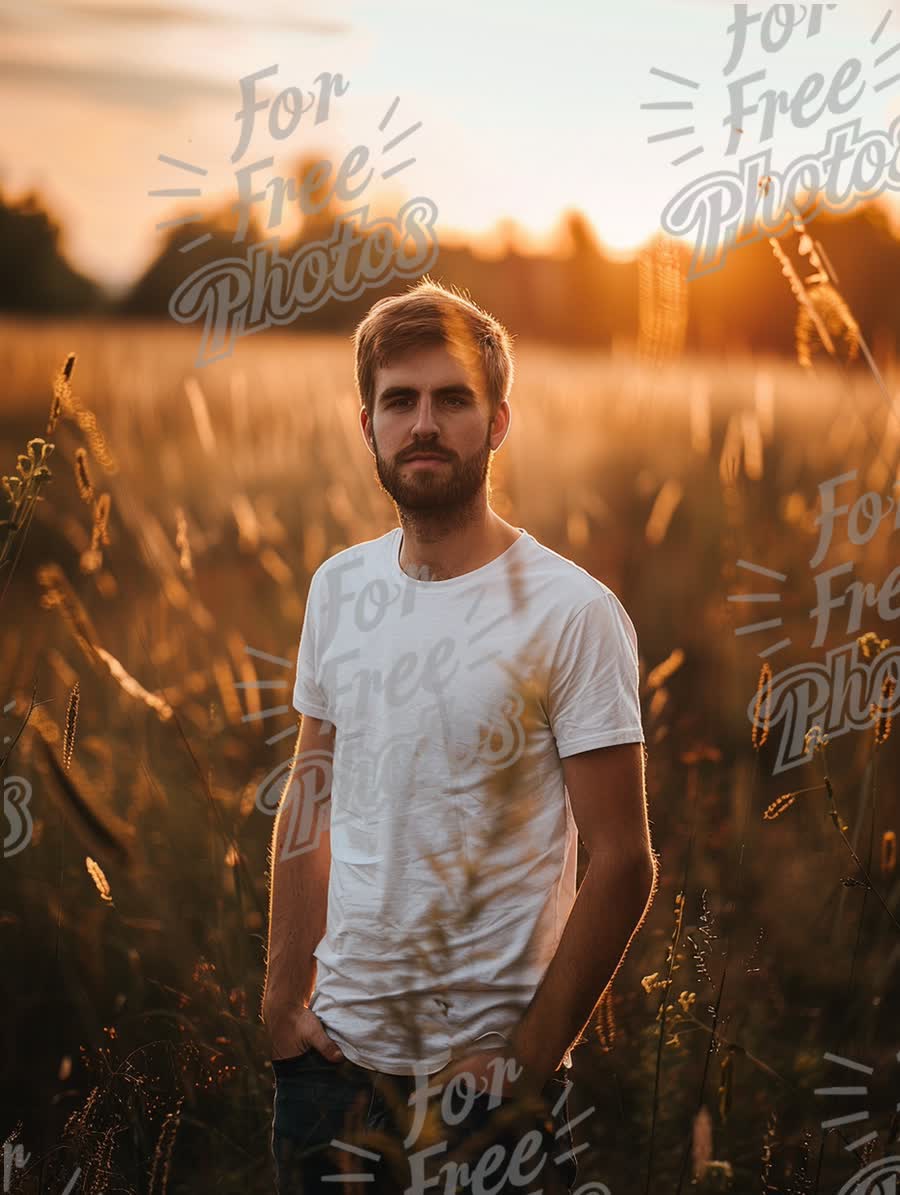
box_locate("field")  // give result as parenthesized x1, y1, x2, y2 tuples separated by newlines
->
(1, 316, 898, 1194)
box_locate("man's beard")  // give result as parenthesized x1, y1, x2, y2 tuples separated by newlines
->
(372, 422, 493, 515)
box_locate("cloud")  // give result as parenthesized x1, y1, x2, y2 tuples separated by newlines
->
(0, 1, 350, 109)
(0, 57, 239, 109)
(0, 0, 349, 34)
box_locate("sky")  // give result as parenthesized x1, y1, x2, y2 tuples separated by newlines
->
(1, 0, 898, 291)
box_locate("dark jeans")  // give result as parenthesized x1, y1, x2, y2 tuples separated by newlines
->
(270, 1047, 579, 1193)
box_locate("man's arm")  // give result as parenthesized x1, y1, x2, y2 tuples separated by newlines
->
(509, 741, 658, 1084)
(261, 713, 343, 1060)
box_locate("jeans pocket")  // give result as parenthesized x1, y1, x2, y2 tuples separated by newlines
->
(271, 1050, 313, 1077)
(271, 1046, 340, 1079)
(272, 1058, 377, 1192)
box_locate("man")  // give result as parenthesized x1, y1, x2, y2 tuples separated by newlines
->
(261, 280, 658, 1193)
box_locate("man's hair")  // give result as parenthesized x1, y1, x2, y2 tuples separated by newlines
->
(353, 278, 515, 419)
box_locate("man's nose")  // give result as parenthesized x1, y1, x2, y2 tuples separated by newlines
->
(411, 397, 440, 435)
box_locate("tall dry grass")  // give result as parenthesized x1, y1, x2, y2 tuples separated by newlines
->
(0, 302, 898, 1192)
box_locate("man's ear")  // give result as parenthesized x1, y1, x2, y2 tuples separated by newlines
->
(359, 407, 375, 457)
(489, 399, 511, 452)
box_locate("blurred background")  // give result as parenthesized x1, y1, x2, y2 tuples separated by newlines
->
(1, 1, 899, 1192)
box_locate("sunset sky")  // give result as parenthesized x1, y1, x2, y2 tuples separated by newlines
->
(1, 0, 898, 292)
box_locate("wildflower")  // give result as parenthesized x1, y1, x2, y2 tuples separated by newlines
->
(73, 448, 94, 504)
(85, 856, 112, 903)
(804, 724, 828, 754)
(858, 631, 890, 661)
(881, 831, 896, 875)
(641, 972, 660, 993)
(63, 681, 79, 771)
(647, 648, 685, 690)
(752, 662, 772, 750)
(872, 671, 896, 746)
(764, 792, 798, 820)
(692, 1106, 713, 1182)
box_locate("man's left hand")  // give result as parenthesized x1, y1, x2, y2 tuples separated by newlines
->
(431, 1045, 543, 1107)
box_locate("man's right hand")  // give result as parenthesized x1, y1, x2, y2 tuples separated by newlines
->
(263, 1002, 345, 1064)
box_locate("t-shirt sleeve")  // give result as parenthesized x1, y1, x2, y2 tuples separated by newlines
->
(292, 568, 331, 720)
(548, 590, 645, 757)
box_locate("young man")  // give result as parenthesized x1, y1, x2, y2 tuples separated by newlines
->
(262, 280, 658, 1193)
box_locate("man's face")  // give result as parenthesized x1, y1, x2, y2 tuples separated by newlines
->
(362, 342, 508, 514)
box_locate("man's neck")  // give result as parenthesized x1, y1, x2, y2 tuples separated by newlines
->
(397, 506, 520, 582)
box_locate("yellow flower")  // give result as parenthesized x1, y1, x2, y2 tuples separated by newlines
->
(641, 972, 660, 994)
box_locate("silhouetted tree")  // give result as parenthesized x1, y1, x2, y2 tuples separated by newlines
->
(0, 188, 103, 313)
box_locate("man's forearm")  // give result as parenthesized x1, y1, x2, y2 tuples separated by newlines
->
(261, 790, 331, 1014)
(510, 850, 658, 1082)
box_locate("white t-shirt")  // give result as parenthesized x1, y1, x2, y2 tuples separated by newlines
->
(291, 525, 644, 1075)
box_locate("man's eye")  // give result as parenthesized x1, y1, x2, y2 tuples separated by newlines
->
(386, 396, 466, 408)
